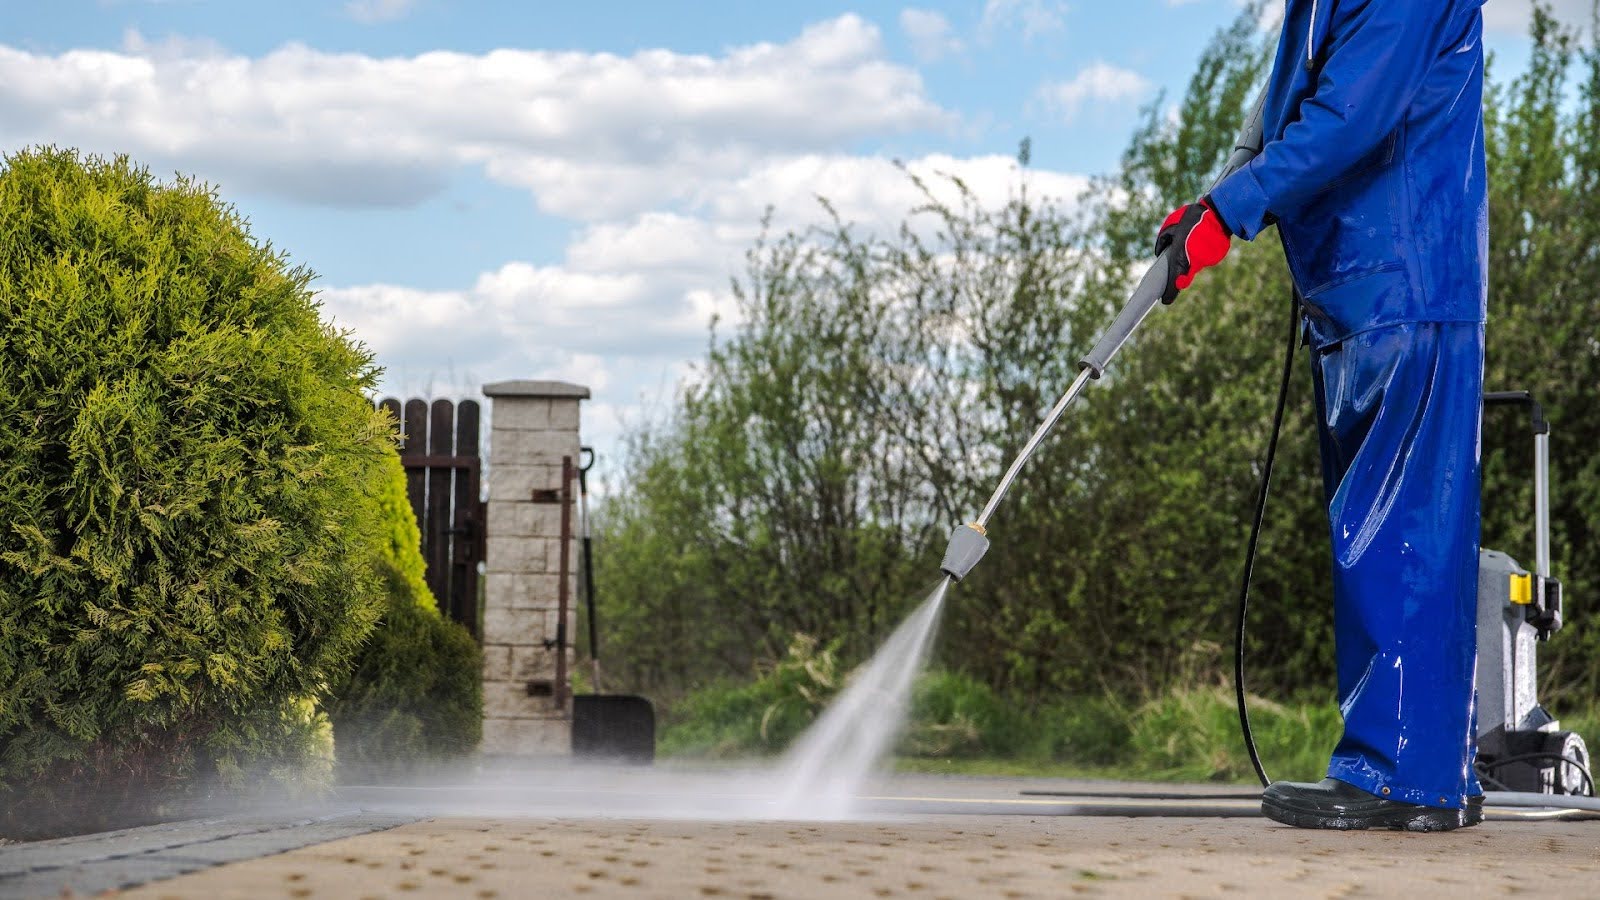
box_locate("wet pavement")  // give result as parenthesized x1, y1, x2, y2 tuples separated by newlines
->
(2, 774, 1596, 898)
(114, 813, 1600, 899)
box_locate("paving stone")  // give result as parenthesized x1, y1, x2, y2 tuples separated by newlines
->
(0, 809, 417, 899)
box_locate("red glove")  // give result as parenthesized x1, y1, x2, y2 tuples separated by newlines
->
(1153, 197, 1232, 303)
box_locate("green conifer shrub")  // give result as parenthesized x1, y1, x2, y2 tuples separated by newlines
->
(0, 148, 393, 838)
(373, 449, 433, 604)
(327, 454, 482, 782)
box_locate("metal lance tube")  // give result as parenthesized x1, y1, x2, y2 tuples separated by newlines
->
(939, 90, 1267, 583)
(976, 368, 1096, 530)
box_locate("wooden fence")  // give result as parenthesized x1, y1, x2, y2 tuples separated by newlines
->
(377, 397, 485, 638)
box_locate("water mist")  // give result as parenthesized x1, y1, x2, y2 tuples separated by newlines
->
(771, 579, 950, 819)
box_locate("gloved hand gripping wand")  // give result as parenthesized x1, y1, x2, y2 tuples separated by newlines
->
(939, 92, 1267, 581)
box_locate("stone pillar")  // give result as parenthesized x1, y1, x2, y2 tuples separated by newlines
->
(480, 379, 587, 757)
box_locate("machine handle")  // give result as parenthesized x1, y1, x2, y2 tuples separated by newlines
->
(1078, 90, 1267, 378)
(1484, 391, 1552, 579)
(1483, 391, 1549, 435)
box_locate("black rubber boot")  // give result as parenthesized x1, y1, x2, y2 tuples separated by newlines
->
(1261, 778, 1481, 832)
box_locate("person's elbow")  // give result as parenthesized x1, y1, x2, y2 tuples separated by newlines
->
(1227, 103, 1405, 237)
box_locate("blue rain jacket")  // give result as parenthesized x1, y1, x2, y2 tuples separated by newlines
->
(1209, 0, 1488, 349)
(1211, 0, 1490, 810)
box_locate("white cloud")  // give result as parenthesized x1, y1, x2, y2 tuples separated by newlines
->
(1039, 62, 1153, 120)
(980, 0, 1069, 42)
(0, 16, 951, 217)
(325, 152, 1090, 382)
(344, 0, 417, 24)
(710, 153, 1090, 235)
(900, 8, 963, 62)
(1483, 0, 1594, 34)
(320, 151, 1091, 455)
(1253, 2, 1285, 31)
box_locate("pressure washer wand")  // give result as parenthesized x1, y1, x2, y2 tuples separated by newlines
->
(940, 91, 1267, 582)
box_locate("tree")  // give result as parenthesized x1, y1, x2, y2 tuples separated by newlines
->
(0, 148, 394, 837)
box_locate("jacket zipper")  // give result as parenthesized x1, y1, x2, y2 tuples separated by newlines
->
(1306, 0, 1318, 69)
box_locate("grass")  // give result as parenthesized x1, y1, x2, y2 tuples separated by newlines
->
(660, 666, 1600, 785)
(892, 756, 1131, 779)
(1561, 707, 1600, 747)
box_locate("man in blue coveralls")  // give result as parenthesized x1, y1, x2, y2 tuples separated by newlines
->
(1154, 0, 1489, 830)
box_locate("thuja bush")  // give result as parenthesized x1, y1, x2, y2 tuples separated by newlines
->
(327, 454, 482, 782)
(372, 450, 434, 605)
(0, 148, 394, 837)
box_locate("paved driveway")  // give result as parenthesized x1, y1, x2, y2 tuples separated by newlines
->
(118, 813, 1600, 899)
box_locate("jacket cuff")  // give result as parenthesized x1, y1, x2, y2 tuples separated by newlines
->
(1207, 163, 1273, 241)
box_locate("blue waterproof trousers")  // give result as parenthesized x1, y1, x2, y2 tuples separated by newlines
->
(1310, 322, 1484, 810)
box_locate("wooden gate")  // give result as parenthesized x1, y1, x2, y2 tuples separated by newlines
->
(378, 397, 485, 638)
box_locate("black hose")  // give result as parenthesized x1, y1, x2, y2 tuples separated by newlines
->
(1235, 290, 1303, 790)
(1478, 752, 1597, 797)
(1475, 766, 1513, 792)
(1020, 789, 1262, 800)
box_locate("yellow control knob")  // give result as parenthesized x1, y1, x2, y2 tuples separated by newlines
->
(1509, 573, 1533, 606)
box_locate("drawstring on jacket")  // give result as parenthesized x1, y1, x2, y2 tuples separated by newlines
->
(1307, 0, 1319, 68)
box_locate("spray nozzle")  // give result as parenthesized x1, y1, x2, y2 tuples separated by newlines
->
(940, 523, 990, 582)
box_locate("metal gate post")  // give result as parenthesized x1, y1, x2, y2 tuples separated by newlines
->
(555, 455, 573, 711)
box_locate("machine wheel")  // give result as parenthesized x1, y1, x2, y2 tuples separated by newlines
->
(1544, 731, 1592, 796)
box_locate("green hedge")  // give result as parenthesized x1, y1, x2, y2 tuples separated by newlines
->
(657, 634, 841, 758)
(0, 148, 393, 838)
(328, 454, 482, 781)
(660, 665, 1343, 784)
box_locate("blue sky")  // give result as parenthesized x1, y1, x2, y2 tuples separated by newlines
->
(0, 0, 1578, 468)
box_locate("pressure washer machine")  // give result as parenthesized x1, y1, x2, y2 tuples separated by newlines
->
(1476, 392, 1589, 797)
